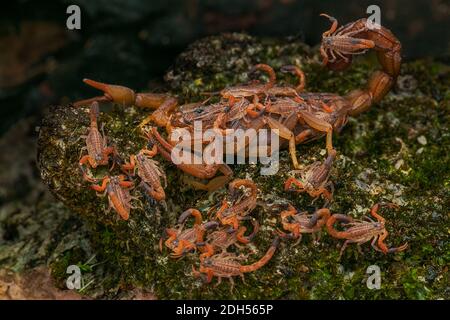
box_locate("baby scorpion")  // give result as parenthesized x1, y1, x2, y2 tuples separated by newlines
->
(319, 13, 375, 66)
(79, 102, 116, 182)
(161, 208, 218, 259)
(198, 218, 260, 259)
(192, 237, 280, 292)
(214, 179, 258, 230)
(284, 148, 336, 203)
(277, 204, 331, 244)
(90, 175, 134, 220)
(326, 203, 408, 259)
(122, 143, 167, 202)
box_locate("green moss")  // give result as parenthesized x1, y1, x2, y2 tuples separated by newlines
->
(36, 33, 449, 299)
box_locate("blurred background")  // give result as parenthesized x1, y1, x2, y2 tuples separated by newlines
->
(0, 0, 449, 134)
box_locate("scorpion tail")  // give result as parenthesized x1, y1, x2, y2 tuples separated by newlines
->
(280, 65, 306, 92)
(326, 214, 353, 239)
(347, 22, 401, 116)
(250, 64, 276, 90)
(240, 237, 280, 273)
(307, 208, 331, 229)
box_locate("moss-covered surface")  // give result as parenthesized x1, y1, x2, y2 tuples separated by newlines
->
(31, 33, 450, 299)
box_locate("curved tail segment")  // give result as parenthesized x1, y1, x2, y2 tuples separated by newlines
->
(239, 237, 279, 273)
(325, 213, 354, 239)
(320, 14, 401, 116)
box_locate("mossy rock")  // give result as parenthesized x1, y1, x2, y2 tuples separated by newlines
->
(37, 33, 449, 299)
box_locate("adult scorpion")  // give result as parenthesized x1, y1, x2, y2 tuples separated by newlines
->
(73, 14, 401, 194)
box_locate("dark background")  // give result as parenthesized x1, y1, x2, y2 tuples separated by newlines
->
(1, 0, 449, 134)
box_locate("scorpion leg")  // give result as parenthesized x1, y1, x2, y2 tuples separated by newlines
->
(265, 117, 301, 169)
(228, 277, 235, 294)
(240, 273, 246, 285)
(320, 13, 338, 36)
(215, 277, 222, 287)
(79, 155, 98, 182)
(295, 129, 312, 144)
(320, 46, 329, 66)
(339, 239, 355, 259)
(298, 110, 334, 155)
(371, 236, 383, 252)
(292, 232, 303, 246)
(329, 49, 338, 63)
